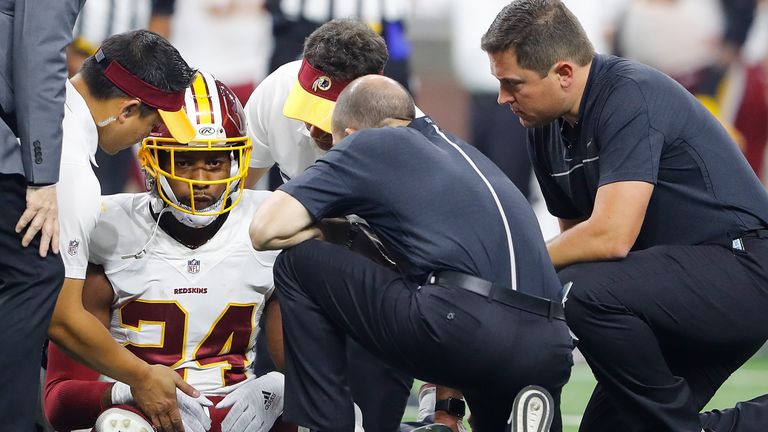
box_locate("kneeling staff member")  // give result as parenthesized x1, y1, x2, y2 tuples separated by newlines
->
(250, 74, 574, 432)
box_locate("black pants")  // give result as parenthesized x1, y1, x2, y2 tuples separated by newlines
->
(0, 174, 64, 431)
(560, 237, 768, 432)
(274, 240, 573, 431)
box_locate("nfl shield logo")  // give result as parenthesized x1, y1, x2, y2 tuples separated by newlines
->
(187, 259, 200, 274)
(67, 240, 79, 256)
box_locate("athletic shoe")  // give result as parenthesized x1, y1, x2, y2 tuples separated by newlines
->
(507, 385, 554, 432)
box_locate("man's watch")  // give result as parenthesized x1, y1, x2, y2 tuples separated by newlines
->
(435, 397, 466, 418)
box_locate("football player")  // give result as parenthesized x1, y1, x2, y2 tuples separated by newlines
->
(44, 72, 290, 432)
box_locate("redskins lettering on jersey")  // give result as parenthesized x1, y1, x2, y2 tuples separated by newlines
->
(89, 190, 279, 396)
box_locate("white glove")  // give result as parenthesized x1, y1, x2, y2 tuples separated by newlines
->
(216, 372, 285, 432)
(111, 381, 213, 432)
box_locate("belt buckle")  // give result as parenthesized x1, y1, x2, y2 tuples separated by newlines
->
(732, 238, 747, 255)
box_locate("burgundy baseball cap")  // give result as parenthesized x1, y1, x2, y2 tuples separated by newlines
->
(96, 49, 195, 143)
(283, 58, 358, 133)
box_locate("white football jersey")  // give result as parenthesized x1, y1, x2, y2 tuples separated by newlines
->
(89, 190, 279, 396)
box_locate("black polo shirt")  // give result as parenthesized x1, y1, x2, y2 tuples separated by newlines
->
(280, 117, 562, 300)
(529, 54, 768, 249)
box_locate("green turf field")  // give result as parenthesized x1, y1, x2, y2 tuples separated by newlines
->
(560, 356, 768, 431)
(403, 355, 768, 431)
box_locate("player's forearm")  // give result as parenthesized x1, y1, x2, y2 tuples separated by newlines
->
(547, 219, 631, 270)
(45, 342, 113, 431)
(48, 310, 151, 387)
(45, 378, 112, 430)
(48, 279, 151, 388)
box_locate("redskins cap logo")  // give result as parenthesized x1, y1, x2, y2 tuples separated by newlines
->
(312, 76, 332, 92)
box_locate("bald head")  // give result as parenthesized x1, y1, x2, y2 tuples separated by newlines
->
(331, 75, 416, 142)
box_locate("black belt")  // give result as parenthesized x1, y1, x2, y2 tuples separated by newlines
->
(425, 271, 565, 321)
(739, 228, 768, 239)
(721, 228, 768, 253)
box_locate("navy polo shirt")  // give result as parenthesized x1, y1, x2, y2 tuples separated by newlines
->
(280, 117, 562, 300)
(529, 54, 768, 249)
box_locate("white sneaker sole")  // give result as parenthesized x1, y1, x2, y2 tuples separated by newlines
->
(94, 407, 154, 432)
(508, 385, 554, 432)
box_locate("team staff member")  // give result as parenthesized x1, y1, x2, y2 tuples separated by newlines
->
(245, 18, 399, 183)
(482, 1, 768, 431)
(244, 19, 415, 432)
(66, 0, 157, 195)
(250, 75, 574, 432)
(0, 0, 81, 430)
(48, 30, 201, 432)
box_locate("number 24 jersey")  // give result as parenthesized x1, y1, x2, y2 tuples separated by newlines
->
(89, 190, 279, 396)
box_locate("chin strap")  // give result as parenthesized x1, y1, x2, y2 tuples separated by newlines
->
(157, 176, 222, 228)
(146, 153, 243, 228)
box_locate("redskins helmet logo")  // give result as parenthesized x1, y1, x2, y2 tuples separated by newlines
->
(312, 76, 332, 92)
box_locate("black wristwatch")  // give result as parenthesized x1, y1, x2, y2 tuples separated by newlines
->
(435, 397, 466, 418)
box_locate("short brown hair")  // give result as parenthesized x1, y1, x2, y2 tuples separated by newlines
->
(303, 19, 388, 81)
(481, 0, 594, 76)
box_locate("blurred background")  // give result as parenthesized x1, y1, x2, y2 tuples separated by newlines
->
(62, 1, 768, 430)
(66, 0, 768, 239)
